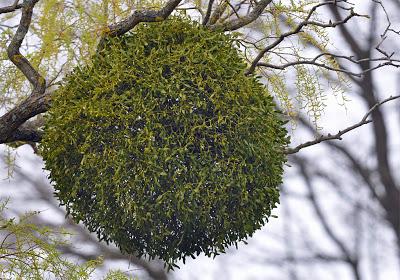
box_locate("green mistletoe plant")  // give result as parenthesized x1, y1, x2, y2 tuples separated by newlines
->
(41, 18, 288, 268)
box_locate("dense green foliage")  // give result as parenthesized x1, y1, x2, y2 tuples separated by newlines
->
(41, 18, 288, 268)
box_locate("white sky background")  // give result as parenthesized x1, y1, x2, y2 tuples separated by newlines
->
(0, 1, 400, 279)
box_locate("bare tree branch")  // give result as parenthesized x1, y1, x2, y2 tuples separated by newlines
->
(0, 0, 49, 144)
(246, 1, 361, 75)
(294, 156, 361, 280)
(257, 52, 400, 77)
(6, 0, 45, 93)
(285, 95, 400, 154)
(210, 0, 273, 31)
(0, 91, 50, 144)
(207, 1, 228, 26)
(263, 254, 350, 265)
(0, 0, 22, 14)
(4, 125, 42, 143)
(202, 0, 215, 25)
(104, 0, 182, 37)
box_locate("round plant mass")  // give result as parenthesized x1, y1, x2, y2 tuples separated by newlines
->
(41, 18, 288, 267)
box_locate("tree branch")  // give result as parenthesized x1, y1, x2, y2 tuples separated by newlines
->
(263, 254, 349, 265)
(257, 52, 400, 77)
(6, 0, 45, 93)
(0, 0, 22, 14)
(0, 92, 50, 144)
(5, 126, 42, 143)
(210, 0, 273, 31)
(207, 1, 228, 26)
(104, 0, 182, 37)
(0, 0, 49, 145)
(246, 1, 361, 75)
(285, 95, 400, 154)
(202, 0, 215, 25)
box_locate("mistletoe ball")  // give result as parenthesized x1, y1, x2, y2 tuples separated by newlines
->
(41, 18, 288, 267)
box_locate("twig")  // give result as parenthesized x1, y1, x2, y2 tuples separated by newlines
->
(285, 95, 400, 154)
(246, 1, 361, 75)
(257, 52, 400, 77)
